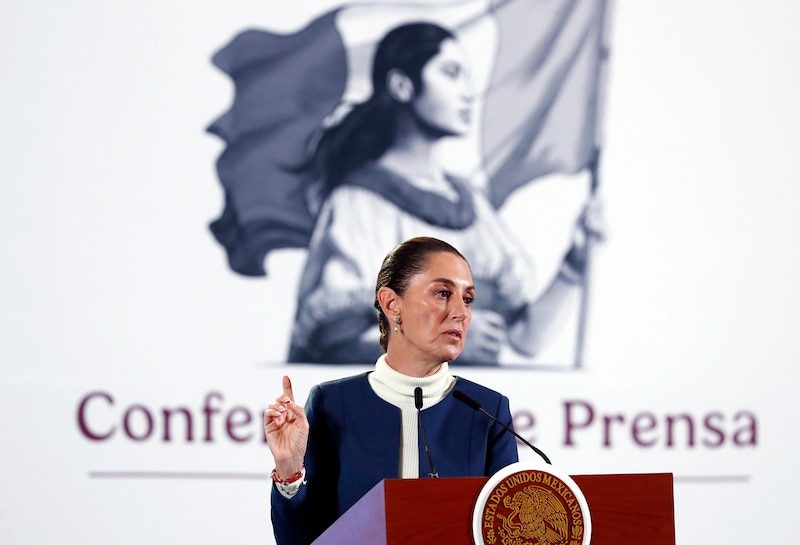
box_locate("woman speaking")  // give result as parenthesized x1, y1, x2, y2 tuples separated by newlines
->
(264, 237, 520, 545)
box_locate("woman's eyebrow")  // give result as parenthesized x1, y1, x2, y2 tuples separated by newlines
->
(431, 278, 475, 291)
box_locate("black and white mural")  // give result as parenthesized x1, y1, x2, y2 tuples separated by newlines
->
(208, 0, 609, 367)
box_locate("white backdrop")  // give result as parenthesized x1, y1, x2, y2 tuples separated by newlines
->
(2, 0, 799, 543)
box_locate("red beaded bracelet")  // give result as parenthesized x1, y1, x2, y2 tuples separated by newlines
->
(271, 466, 304, 485)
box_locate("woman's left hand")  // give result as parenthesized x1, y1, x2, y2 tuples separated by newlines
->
(574, 194, 605, 249)
(560, 194, 606, 279)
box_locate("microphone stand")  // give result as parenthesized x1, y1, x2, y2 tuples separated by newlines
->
(415, 387, 439, 478)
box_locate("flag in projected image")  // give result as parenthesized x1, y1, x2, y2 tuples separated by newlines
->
(208, 0, 611, 367)
(208, 0, 610, 277)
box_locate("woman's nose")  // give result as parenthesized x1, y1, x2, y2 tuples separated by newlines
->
(462, 83, 475, 103)
(452, 300, 469, 321)
(460, 73, 476, 102)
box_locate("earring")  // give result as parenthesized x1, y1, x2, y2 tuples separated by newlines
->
(394, 317, 400, 333)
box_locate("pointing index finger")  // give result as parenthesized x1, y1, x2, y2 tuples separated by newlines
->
(282, 375, 295, 403)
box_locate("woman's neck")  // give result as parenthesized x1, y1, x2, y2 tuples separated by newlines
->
(381, 113, 441, 178)
(384, 351, 444, 378)
(379, 145, 438, 179)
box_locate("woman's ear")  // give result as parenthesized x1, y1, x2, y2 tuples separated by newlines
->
(377, 286, 401, 318)
(386, 69, 415, 103)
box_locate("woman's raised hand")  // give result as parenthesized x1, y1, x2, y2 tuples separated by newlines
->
(575, 194, 606, 248)
(263, 375, 309, 479)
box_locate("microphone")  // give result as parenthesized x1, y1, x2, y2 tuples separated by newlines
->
(414, 387, 438, 478)
(453, 390, 551, 465)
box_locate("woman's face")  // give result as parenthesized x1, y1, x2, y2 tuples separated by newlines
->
(393, 251, 474, 365)
(411, 38, 474, 137)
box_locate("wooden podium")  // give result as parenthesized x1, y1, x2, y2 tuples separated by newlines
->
(312, 473, 675, 545)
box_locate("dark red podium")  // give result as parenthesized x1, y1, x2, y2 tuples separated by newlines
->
(312, 473, 675, 544)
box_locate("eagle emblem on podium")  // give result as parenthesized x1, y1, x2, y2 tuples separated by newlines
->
(473, 464, 591, 545)
(499, 485, 570, 543)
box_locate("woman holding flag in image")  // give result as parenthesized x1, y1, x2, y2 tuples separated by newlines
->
(208, 3, 608, 366)
(285, 21, 602, 365)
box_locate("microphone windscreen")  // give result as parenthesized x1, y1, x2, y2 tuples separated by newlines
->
(414, 387, 423, 410)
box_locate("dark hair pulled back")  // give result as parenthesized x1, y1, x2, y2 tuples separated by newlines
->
(304, 23, 455, 193)
(374, 236, 467, 352)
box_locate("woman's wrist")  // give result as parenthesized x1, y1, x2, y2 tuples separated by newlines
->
(271, 465, 305, 485)
(556, 263, 582, 285)
(272, 466, 306, 499)
(273, 459, 305, 481)
(556, 243, 588, 286)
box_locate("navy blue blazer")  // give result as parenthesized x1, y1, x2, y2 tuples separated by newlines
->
(271, 372, 519, 545)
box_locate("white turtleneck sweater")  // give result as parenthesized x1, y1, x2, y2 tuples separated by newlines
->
(275, 355, 456, 498)
(368, 354, 457, 478)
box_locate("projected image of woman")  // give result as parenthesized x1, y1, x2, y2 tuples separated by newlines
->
(288, 22, 599, 365)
